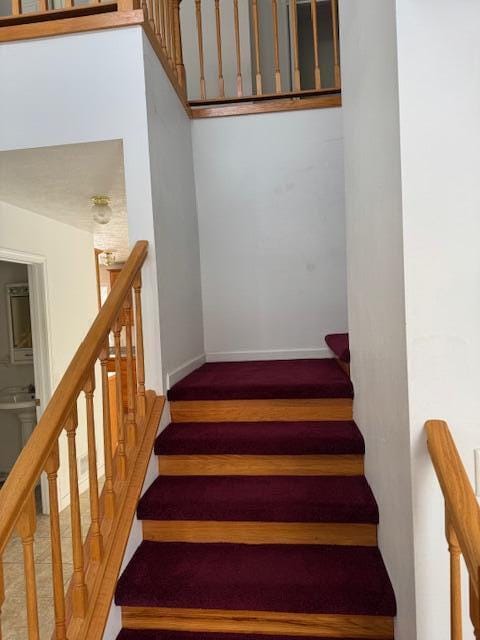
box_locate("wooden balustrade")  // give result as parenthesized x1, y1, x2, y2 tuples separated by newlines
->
(426, 420, 480, 639)
(0, 241, 153, 640)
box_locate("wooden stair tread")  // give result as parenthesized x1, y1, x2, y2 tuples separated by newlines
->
(117, 630, 383, 640)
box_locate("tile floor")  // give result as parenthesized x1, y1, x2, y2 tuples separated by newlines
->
(2, 487, 93, 639)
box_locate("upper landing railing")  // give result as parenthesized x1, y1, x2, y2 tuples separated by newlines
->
(0, 0, 341, 117)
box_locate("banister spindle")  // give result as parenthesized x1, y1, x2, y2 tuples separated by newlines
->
(153, 0, 160, 36)
(194, 0, 207, 99)
(251, 0, 263, 94)
(233, 0, 243, 96)
(271, 0, 282, 93)
(123, 294, 137, 447)
(471, 574, 480, 640)
(133, 273, 146, 419)
(173, 0, 186, 89)
(168, 0, 175, 70)
(84, 370, 103, 562)
(289, 0, 300, 91)
(331, 0, 340, 87)
(100, 343, 115, 519)
(446, 511, 462, 640)
(11, 0, 20, 15)
(214, 0, 225, 97)
(45, 442, 67, 640)
(65, 406, 88, 618)
(160, 0, 168, 56)
(16, 493, 40, 640)
(113, 316, 127, 479)
(310, 0, 321, 89)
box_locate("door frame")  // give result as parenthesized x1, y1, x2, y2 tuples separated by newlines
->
(0, 247, 54, 513)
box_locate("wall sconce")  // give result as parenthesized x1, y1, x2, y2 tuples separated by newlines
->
(91, 196, 113, 225)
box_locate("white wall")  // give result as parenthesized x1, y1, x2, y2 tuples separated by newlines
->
(142, 32, 205, 388)
(0, 201, 100, 507)
(180, 0, 252, 100)
(338, 2, 416, 638)
(0, 261, 35, 475)
(192, 107, 347, 361)
(0, 26, 163, 394)
(396, 2, 480, 638)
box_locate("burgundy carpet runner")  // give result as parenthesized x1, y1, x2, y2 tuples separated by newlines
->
(116, 541, 395, 616)
(167, 358, 353, 401)
(155, 420, 365, 456)
(325, 333, 350, 364)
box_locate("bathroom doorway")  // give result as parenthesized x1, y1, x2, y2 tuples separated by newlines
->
(0, 249, 52, 513)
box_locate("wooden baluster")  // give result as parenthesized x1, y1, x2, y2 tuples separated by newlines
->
(124, 294, 137, 447)
(289, 0, 300, 91)
(310, 0, 321, 89)
(173, 0, 186, 89)
(164, 0, 172, 66)
(169, 0, 176, 70)
(113, 316, 127, 479)
(133, 273, 146, 419)
(195, 0, 207, 99)
(214, 0, 225, 97)
(160, 0, 168, 57)
(16, 493, 39, 640)
(470, 575, 480, 640)
(251, 0, 262, 95)
(11, 0, 21, 15)
(0, 556, 4, 640)
(100, 343, 115, 519)
(45, 443, 67, 640)
(271, 0, 282, 93)
(39, 0, 48, 12)
(330, 0, 340, 88)
(65, 407, 88, 618)
(153, 0, 160, 36)
(84, 370, 103, 562)
(233, 0, 243, 96)
(446, 511, 462, 640)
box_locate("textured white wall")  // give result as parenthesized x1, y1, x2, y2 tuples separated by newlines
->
(396, 1, 480, 637)
(143, 32, 205, 387)
(338, 2, 416, 639)
(192, 107, 348, 361)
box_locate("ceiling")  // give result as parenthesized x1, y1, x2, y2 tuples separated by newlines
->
(0, 140, 130, 261)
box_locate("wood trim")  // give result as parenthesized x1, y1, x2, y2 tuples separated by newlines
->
(0, 241, 148, 555)
(170, 398, 352, 422)
(188, 87, 339, 107)
(142, 520, 377, 546)
(72, 393, 165, 640)
(158, 454, 363, 476)
(0, 2, 117, 26)
(190, 94, 342, 119)
(0, 8, 144, 43)
(121, 606, 394, 639)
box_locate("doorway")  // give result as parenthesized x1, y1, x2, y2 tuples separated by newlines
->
(0, 248, 52, 514)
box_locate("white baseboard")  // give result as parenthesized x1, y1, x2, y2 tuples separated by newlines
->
(206, 347, 331, 362)
(166, 353, 206, 389)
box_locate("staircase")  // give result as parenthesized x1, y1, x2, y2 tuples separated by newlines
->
(114, 356, 396, 640)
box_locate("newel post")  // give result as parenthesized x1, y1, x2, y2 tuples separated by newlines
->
(172, 0, 186, 90)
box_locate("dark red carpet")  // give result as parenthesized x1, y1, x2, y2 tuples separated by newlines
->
(325, 333, 350, 363)
(117, 632, 379, 640)
(137, 475, 378, 523)
(115, 541, 396, 616)
(167, 359, 353, 401)
(155, 421, 364, 456)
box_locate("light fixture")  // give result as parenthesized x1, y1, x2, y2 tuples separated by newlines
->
(101, 250, 116, 267)
(91, 196, 112, 225)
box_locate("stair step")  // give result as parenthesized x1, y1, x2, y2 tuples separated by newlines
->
(117, 631, 382, 640)
(167, 359, 353, 402)
(155, 421, 364, 456)
(325, 334, 350, 364)
(115, 542, 396, 618)
(138, 476, 378, 524)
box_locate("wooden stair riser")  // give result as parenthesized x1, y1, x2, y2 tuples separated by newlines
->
(170, 398, 353, 423)
(142, 520, 377, 546)
(158, 454, 364, 476)
(121, 606, 394, 639)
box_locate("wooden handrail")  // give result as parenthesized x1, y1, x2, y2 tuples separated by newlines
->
(0, 240, 148, 555)
(426, 419, 480, 637)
